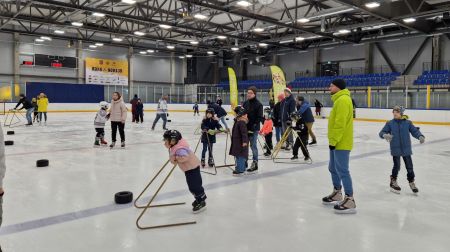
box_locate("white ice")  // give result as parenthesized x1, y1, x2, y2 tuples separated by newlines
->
(1, 112, 450, 252)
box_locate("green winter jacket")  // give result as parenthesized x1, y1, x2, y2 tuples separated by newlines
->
(328, 89, 354, 150)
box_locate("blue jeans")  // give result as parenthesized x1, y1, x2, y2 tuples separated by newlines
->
(249, 132, 258, 161)
(201, 142, 213, 159)
(328, 150, 353, 196)
(26, 107, 34, 124)
(219, 116, 229, 130)
(152, 113, 167, 129)
(392, 156, 415, 182)
(235, 156, 247, 173)
(275, 127, 282, 142)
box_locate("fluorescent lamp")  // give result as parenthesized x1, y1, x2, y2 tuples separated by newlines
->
(139, 51, 147, 54)
(295, 36, 305, 41)
(71, 22, 83, 27)
(253, 27, 264, 32)
(387, 38, 401, 42)
(190, 41, 199, 45)
(121, 0, 136, 4)
(217, 35, 227, 40)
(231, 47, 239, 51)
(40, 36, 52, 41)
(323, 47, 335, 50)
(403, 17, 416, 23)
(207, 51, 214, 55)
(95, 43, 104, 46)
(147, 49, 155, 53)
(259, 43, 268, 47)
(338, 29, 351, 34)
(35, 38, 44, 42)
(194, 14, 207, 20)
(186, 54, 193, 58)
(54, 30, 65, 34)
(166, 45, 175, 49)
(134, 31, 145, 36)
(237, 1, 252, 7)
(89, 45, 97, 48)
(112, 37, 123, 42)
(92, 12, 105, 17)
(315, 8, 354, 19)
(179, 56, 185, 59)
(280, 40, 293, 44)
(297, 18, 310, 23)
(159, 24, 172, 29)
(365, 2, 380, 8)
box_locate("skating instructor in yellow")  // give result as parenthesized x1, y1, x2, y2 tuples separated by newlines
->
(321, 79, 356, 214)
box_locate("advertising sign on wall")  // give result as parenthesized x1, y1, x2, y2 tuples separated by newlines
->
(85, 58, 128, 85)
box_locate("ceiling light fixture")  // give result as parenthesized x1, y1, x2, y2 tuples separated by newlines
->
(121, 0, 136, 4)
(112, 37, 123, 42)
(253, 27, 264, 32)
(54, 30, 65, 34)
(297, 18, 310, 23)
(95, 43, 104, 46)
(231, 47, 239, 51)
(338, 29, 351, 34)
(295, 36, 305, 41)
(403, 17, 416, 23)
(190, 41, 199, 45)
(71, 22, 83, 27)
(237, 1, 252, 7)
(159, 24, 172, 29)
(259, 43, 268, 47)
(166, 45, 175, 49)
(92, 12, 106, 17)
(365, 2, 380, 8)
(134, 31, 145, 36)
(179, 56, 185, 59)
(89, 45, 97, 48)
(35, 38, 44, 42)
(186, 54, 193, 58)
(139, 51, 147, 54)
(207, 51, 214, 55)
(147, 49, 155, 53)
(40, 36, 52, 41)
(194, 14, 208, 20)
(217, 35, 227, 40)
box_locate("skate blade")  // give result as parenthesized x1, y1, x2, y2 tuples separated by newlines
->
(322, 201, 341, 206)
(232, 173, 245, 177)
(193, 206, 207, 214)
(334, 208, 357, 214)
(390, 188, 401, 194)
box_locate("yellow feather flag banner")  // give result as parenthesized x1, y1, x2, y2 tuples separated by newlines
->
(270, 65, 286, 101)
(228, 67, 238, 111)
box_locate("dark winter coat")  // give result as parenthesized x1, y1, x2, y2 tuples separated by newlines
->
(314, 100, 323, 110)
(229, 118, 249, 158)
(242, 97, 264, 132)
(379, 117, 424, 156)
(216, 98, 223, 107)
(201, 117, 222, 143)
(136, 103, 144, 114)
(15, 97, 33, 110)
(296, 101, 315, 123)
(208, 103, 227, 118)
(32, 101, 38, 111)
(293, 117, 309, 137)
(269, 99, 275, 109)
(272, 101, 282, 128)
(280, 95, 296, 122)
(130, 97, 138, 111)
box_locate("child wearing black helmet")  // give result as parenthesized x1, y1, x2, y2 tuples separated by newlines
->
(163, 130, 207, 213)
(229, 106, 249, 176)
(259, 107, 273, 156)
(290, 111, 310, 161)
(200, 108, 224, 167)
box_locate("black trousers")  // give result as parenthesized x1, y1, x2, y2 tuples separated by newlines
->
(392, 156, 415, 182)
(111, 121, 125, 142)
(194, 109, 199, 115)
(264, 132, 273, 151)
(185, 167, 206, 202)
(293, 134, 309, 158)
(95, 128, 105, 138)
(135, 111, 144, 123)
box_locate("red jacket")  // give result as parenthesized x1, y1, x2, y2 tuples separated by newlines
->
(259, 119, 273, 135)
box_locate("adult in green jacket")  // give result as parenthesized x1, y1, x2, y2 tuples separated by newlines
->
(322, 79, 356, 214)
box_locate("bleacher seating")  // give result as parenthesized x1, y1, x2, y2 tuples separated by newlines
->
(217, 72, 401, 90)
(414, 70, 450, 85)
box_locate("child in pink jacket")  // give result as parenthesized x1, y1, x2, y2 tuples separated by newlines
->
(259, 107, 273, 156)
(164, 130, 207, 213)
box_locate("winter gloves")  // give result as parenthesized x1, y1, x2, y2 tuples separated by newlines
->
(419, 136, 425, 144)
(383, 134, 393, 142)
(329, 145, 336, 150)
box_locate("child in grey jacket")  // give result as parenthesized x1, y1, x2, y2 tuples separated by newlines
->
(94, 101, 109, 147)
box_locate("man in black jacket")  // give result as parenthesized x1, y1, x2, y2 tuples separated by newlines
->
(280, 88, 296, 150)
(207, 100, 229, 130)
(14, 94, 34, 125)
(242, 86, 264, 173)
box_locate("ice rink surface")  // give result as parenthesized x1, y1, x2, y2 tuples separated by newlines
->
(1, 111, 450, 252)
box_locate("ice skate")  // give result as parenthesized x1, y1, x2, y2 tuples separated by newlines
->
(409, 181, 419, 194)
(309, 140, 317, 145)
(100, 139, 108, 146)
(334, 195, 357, 214)
(109, 142, 116, 149)
(121, 141, 125, 148)
(192, 200, 206, 213)
(322, 188, 343, 205)
(390, 176, 401, 194)
(264, 151, 271, 157)
(304, 156, 311, 162)
(94, 138, 100, 147)
(201, 158, 205, 168)
(291, 155, 298, 160)
(232, 170, 245, 177)
(208, 157, 214, 167)
(246, 161, 258, 173)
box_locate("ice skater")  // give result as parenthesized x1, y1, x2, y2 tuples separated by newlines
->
(135, 99, 144, 123)
(314, 99, 323, 117)
(379, 106, 425, 194)
(259, 107, 273, 157)
(37, 92, 49, 125)
(272, 93, 284, 144)
(200, 108, 223, 168)
(207, 100, 229, 131)
(108, 92, 127, 148)
(32, 97, 39, 123)
(290, 112, 310, 161)
(94, 101, 109, 147)
(229, 106, 249, 176)
(164, 130, 207, 213)
(14, 94, 34, 125)
(297, 96, 316, 145)
(151, 95, 168, 131)
(193, 102, 200, 116)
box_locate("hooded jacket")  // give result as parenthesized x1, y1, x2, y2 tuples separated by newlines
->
(94, 108, 109, 128)
(280, 95, 296, 123)
(208, 103, 227, 118)
(37, 97, 49, 112)
(242, 97, 263, 132)
(109, 98, 127, 122)
(169, 138, 201, 172)
(201, 117, 222, 143)
(272, 101, 282, 127)
(297, 101, 315, 123)
(379, 115, 424, 156)
(229, 117, 249, 157)
(328, 89, 354, 150)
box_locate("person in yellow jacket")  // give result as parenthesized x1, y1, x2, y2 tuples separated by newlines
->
(37, 92, 49, 125)
(321, 79, 356, 214)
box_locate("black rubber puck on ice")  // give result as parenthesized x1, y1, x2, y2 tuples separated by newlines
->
(115, 191, 133, 204)
(167, 119, 172, 122)
(36, 159, 49, 167)
(226, 118, 229, 120)
(6, 131, 14, 135)
(4, 141, 13, 146)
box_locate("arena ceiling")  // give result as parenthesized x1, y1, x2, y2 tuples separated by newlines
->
(0, 0, 449, 55)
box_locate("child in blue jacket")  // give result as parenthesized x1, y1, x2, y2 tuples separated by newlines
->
(379, 106, 425, 194)
(201, 108, 223, 167)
